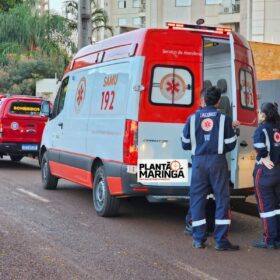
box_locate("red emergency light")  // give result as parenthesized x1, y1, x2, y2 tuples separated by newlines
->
(166, 22, 232, 34)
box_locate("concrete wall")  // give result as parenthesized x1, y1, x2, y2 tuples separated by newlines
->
(36, 79, 60, 102)
(257, 80, 280, 108)
(263, 0, 280, 44)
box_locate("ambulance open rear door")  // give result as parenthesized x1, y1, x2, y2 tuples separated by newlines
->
(230, 32, 258, 191)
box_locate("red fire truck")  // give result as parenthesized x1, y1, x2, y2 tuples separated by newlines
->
(0, 95, 48, 162)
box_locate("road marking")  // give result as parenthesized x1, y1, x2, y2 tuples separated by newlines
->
(79, 222, 89, 227)
(17, 188, 50, 203)
(173, 260, 218, 280)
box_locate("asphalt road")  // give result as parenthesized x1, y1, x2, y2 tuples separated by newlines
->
(0, 157, 279, 280)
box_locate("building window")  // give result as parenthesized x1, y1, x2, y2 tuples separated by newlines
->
(133, 17, 142, 26)
(205, 0, 222, 4)
(150, 66, 193, 107)
(118, 0, 126, 8)
(133, 0, 142, 8)
(175, 0, 191, 6)
(118, 18, 128, 26)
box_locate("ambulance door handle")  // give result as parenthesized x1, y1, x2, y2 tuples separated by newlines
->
(240, 140, 248, 148)
(58, 122, 63, 129)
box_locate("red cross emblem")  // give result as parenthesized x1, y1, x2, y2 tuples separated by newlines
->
(75, 78, 86, 112)
(166, 80, 180, 94)
(77, 85, 84, 106)
(170, 160, 181, 172)
(160, 74, 186, 101)
(274, 132, 280, 143)
(201, 118, 214, 132)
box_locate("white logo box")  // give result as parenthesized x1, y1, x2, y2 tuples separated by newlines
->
(137, 159, 188, 183)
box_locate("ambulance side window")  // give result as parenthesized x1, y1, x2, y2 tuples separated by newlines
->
(52, 77, 69, 118)
(150, 65, 193, 107)
(239, 69, 254, 110)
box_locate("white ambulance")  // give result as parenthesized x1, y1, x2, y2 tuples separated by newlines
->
(40, 23, 258, 216)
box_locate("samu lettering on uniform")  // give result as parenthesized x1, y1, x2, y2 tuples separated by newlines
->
(200, 112, 217, 118)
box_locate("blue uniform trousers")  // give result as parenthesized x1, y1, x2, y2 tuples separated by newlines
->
(253, 164, 280, 244)
(190, 154, 230, 245)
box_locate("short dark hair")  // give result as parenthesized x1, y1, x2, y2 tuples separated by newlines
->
(203, 86, 221, 106)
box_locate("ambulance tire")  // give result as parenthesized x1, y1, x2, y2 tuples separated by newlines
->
(41, 152, 58, 190)
(10, 155, 23, 162)
(93, 165, 120, 217)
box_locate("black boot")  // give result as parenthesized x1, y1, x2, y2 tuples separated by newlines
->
(215, 241, 240, 251)
(252, 240, 276, 249)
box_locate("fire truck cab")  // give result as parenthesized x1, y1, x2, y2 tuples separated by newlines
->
(40, 23, 258, 217)
(0, 95, 48, 162)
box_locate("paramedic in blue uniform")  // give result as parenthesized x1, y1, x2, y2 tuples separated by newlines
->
(252, 102, 280, 249)
(181, 86, 239, 250)
(184, 90, 215, 236)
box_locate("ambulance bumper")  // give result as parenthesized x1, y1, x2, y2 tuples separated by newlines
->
(104, 162, 253, 198)
(128, 183, 189, 196)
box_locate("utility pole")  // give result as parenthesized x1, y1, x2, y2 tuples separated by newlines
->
(78, 0, 92, 50)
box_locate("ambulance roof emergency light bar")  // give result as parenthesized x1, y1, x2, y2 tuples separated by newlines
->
(166, 22, 232, 35)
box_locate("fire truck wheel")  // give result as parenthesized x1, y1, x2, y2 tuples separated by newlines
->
(10, 155, 23, 162)
(93, 165, 120, 217)
(41, 152, 58, 190)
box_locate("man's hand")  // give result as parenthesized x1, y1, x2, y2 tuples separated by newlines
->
(261, 157, 274, 169)
(232, 120, 240, 129)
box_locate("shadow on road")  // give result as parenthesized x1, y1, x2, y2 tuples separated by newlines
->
(48, 182, 258, 221)
(0, 158, 40, 170)
(54, 182, 187, 221)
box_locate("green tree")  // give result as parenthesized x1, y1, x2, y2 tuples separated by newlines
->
(0, 0, 36, 11)
(0, 0, 21, 11)
(0, 4, 76, 60)
(64, 0, 113, 39)
(0, 3, 72, 95)
(0, 55, 68, 95)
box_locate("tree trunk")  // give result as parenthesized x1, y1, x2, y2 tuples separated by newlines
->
(78, 0, 92, 50)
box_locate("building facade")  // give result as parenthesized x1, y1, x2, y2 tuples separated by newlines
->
(97, 0, 280, 44)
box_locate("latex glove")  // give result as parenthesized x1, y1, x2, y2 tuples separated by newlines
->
(261, 157, 274, 170)
(232, 120, 240, 129)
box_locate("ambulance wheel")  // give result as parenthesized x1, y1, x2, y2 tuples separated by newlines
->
(10, 155, 23, 162)
(93, 165, 120, 217)
(41, 152, 58, 190)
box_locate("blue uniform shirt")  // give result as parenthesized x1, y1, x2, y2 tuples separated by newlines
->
(181, 106, 237, 155)
(253, 122, 280, 164)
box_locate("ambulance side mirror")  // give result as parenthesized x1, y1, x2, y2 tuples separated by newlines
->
(41, 101, 51, 118)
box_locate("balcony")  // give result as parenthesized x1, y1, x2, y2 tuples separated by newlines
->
(218, 0, 240, 24)
(221, 3, 240, 14)
(139, 0, 146, 17)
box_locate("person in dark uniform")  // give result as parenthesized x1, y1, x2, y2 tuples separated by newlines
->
(184, 90, 215, 236)
(184, 194, 215, 236)
(252, 102, 280, 249)
(181, 86, 239, 250)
